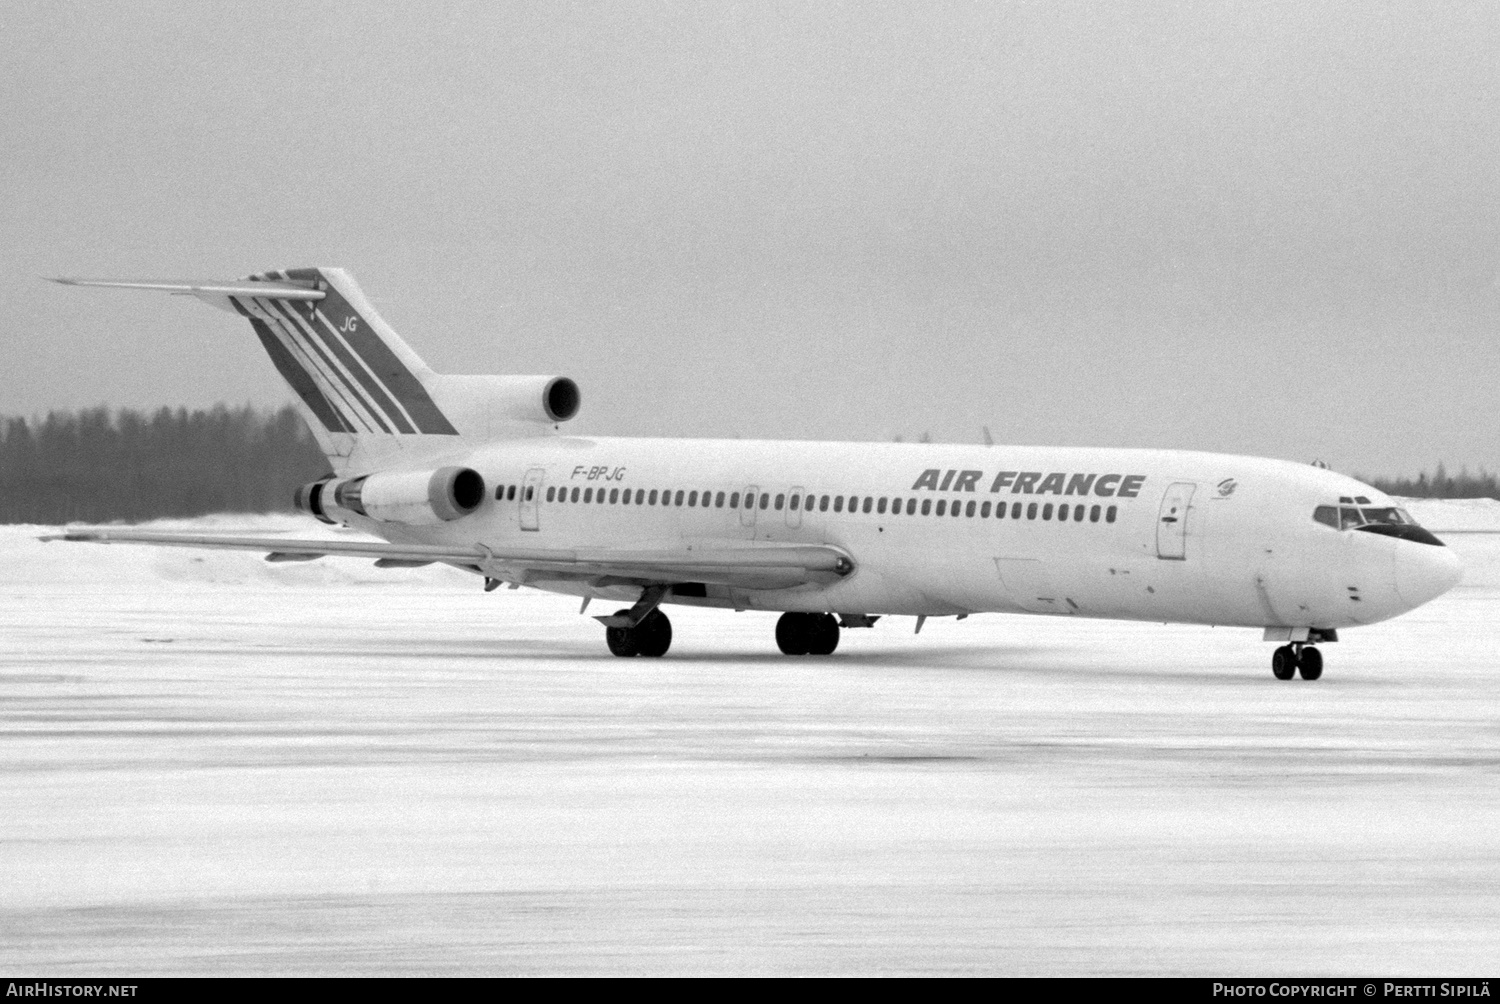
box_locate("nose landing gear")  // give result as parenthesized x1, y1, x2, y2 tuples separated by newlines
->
(1297, 645, 1323, 680)
(1272, 644, 1323, 680)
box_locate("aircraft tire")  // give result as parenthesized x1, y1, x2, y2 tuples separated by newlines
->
(1271, 646, 1296, 680)
(637, 610, 672, 658)
(775, 612, 811, 655)
(1297, 646, 1323, 681)
(806, 613, 840, 656)
(606, 610, 641, 657)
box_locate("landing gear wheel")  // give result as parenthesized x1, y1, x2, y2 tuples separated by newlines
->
(605, 608, 672, 657)
(606, 610, 641, 658)
(806, 613, 840, 656)
(636, 610, 673, 658)
(1297, 646, 1323, 681)
(775, 613, 811, 655)
(775, 613, 841, 655)
(1271, 645, 1296, 680)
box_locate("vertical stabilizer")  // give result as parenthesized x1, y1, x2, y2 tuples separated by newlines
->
(230, 268, 458, 471)
(52, 267, 579, 475)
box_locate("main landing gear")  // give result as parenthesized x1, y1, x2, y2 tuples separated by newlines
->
(604, 608, 672, 657)
(598, 585, 672, 658)
(775, 612, 840, 656)
(1272, 644, 1323, 681)
(599, 605, 844, 658)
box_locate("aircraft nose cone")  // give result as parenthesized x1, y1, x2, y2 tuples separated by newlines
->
(1393, 543, 1463, 608)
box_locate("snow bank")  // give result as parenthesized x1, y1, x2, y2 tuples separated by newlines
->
(4, 514, 474, 592)
(1398, 496, 1500, 532)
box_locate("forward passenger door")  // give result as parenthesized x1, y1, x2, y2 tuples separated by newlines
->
(1157, 482, 1196, 560)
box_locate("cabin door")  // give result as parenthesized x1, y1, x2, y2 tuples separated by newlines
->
(520, 467, 546, 531)
(1156, 482, 1196, 560)
(740, 485, 759, 538)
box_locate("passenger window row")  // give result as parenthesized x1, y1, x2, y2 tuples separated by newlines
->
(492, 482, 1118, 524)
(544, 486, 736, 507)
(788, 493, 1117, 524)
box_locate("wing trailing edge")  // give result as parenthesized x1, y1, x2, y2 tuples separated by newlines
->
(41, 529, 854, 590)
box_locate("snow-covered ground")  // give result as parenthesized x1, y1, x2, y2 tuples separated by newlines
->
(2, 502, 1498, 975)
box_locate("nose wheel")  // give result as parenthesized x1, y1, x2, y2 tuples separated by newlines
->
(1272, 644, 1323, 680)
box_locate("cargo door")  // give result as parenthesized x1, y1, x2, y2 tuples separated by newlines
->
(520, 467, 545, 532)
(995, 557, 1071, 614)
(1156, 481, 1196, 560)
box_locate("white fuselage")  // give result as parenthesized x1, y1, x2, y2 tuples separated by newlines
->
(344, 437, 1461, 631)
(53, 268, 1465, 660)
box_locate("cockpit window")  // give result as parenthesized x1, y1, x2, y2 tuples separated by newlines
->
(1314, 501, 1444, 545)
(1322, 505, 1409, 528)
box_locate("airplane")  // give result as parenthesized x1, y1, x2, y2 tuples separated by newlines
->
(44, 268, 1462, 680)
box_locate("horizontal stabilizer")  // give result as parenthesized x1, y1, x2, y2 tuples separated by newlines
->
(47, 277, 324, 300)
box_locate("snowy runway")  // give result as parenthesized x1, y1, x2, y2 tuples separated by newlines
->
(3, 504, 1499, 975)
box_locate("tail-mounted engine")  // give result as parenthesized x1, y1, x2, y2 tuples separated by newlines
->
(421, 374, 581, 434)
(296, 466, 486, 526)
(540, 376, 581, 422)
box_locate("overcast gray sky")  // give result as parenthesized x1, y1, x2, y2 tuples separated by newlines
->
(3, 0, 1498, 476)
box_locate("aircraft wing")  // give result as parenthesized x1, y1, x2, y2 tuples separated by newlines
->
(41, 528, 854, 590)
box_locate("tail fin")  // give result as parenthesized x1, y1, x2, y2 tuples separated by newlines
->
(52, 267, 579, 473)
(235, 267, 458, 442)
(52, 268, 460, 472)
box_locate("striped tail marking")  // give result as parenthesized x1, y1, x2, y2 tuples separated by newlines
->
(232, 271, 457, 436)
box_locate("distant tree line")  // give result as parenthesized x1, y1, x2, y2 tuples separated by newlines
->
(0, 405, 329, 524)
(1364, 463, 1500, 500)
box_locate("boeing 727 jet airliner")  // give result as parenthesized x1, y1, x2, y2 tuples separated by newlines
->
(46, 268, 1462, 679)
